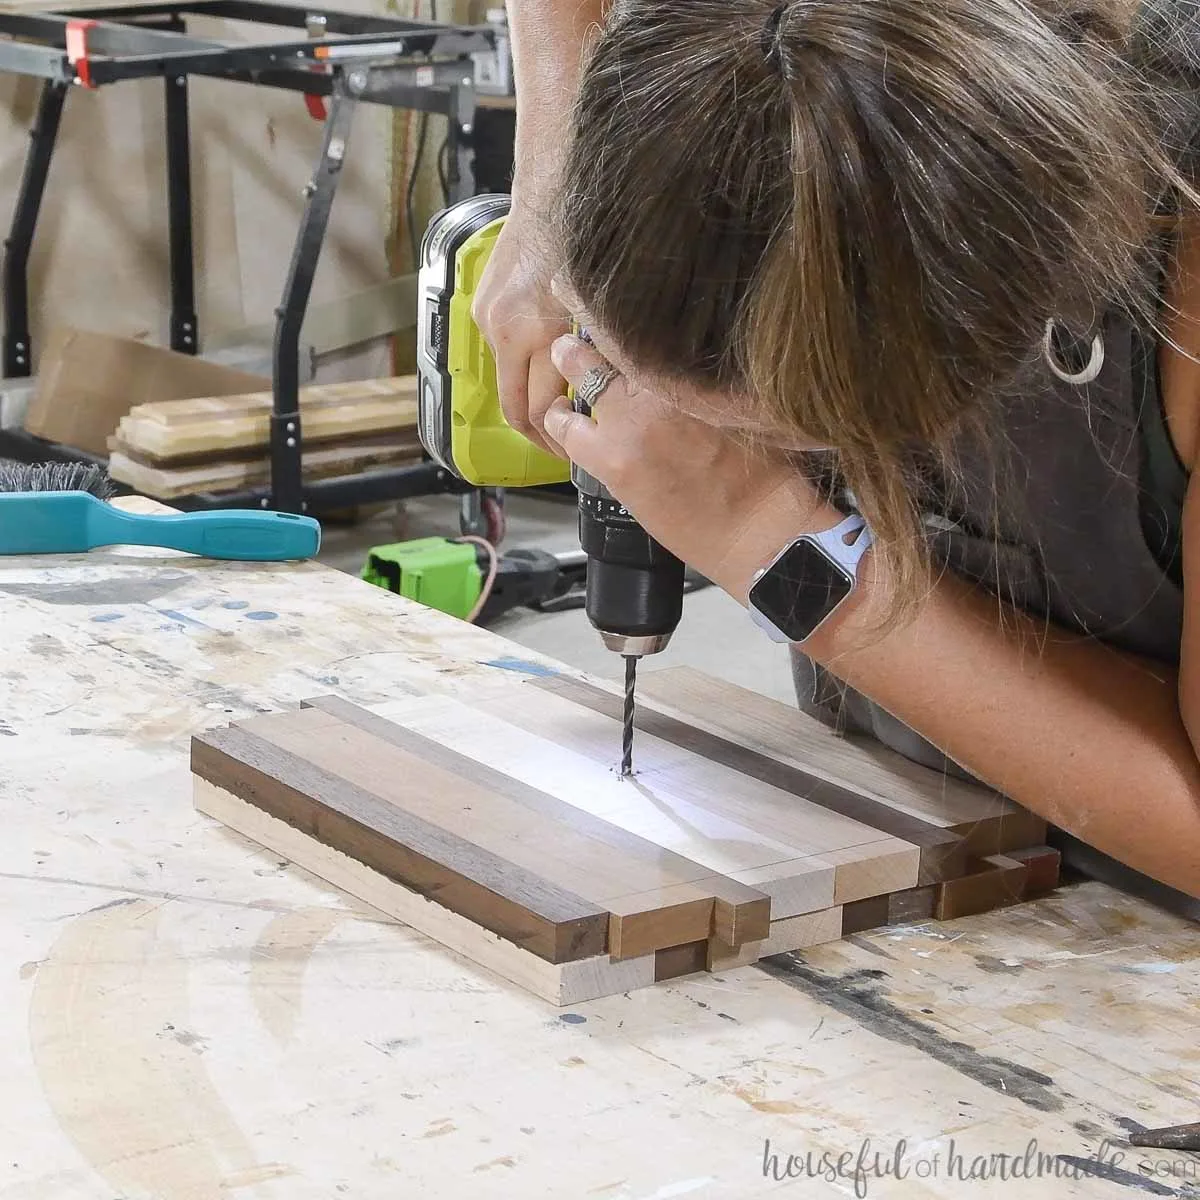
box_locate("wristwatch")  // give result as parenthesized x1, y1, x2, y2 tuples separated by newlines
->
(747, 513, 874, 644)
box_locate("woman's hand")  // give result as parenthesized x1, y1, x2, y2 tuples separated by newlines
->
(543, 333, 839, 600)
(471, 205, 572, 456)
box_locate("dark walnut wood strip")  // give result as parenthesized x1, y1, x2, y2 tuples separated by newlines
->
(191, 724, 610, 964)
(654, 940, 708, 982)
(841, 894, 891, 937)
(935, 855, 1029, 922)
(532, 674, 968, 885)
(299, 694, 771, 946)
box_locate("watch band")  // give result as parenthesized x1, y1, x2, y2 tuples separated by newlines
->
(808, 513, 873, 570)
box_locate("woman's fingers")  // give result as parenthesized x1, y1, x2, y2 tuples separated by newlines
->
(526, 349, 571, 456)
(541, 394, 598, 463)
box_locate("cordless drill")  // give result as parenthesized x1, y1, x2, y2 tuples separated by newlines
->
(415, 194, 686, 772)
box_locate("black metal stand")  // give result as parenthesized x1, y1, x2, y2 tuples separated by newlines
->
(270, 80, 357, 513)
(0, 1, 493, 516)
(164, 69, 197, 354)
(3, 80, 66, 379)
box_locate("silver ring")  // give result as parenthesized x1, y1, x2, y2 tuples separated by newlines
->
(574, 363, 619, 410)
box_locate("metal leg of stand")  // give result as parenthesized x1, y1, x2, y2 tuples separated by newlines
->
(460, 490, 483, 536)
(448, 78, 484, 525)
(165, 72, 198, 354)
(445, 79, 477, 204)
(269, 80, 357, 513)
(3, 81, 66, 378)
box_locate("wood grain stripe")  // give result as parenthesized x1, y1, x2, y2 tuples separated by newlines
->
(532, 675, 967, 883)
(191, 726, 610, 964)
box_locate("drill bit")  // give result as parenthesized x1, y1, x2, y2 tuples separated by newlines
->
(621, 655, 637, 776)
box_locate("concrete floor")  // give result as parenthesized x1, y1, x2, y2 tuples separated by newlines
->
(318, 489, 799, 704)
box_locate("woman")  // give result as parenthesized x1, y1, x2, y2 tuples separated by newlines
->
(474, 0, 1200, 906)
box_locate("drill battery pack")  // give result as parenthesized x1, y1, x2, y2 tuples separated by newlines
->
(415, 194, 572, 489)
(361, 538, 482, 620)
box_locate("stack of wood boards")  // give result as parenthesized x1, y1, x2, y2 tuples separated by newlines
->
(192, 665, 1060, 1006)
(108, 376, 422, 498)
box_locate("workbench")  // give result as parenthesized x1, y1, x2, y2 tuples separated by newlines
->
(2, 512, 1198, 1199)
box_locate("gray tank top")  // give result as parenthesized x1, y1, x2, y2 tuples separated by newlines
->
(789, 296, 1200, 918)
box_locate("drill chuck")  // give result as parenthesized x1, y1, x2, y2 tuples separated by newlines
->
(573, 469, 685, 657)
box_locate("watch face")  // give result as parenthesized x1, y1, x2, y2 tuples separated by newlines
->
(749, 538, 854, 642)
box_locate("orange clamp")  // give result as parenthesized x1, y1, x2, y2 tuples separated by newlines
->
(65, 18, 98, 88)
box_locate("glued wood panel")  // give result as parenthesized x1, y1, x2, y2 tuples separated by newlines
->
(374, 695, 792, 872)
(193, 779, 656, 1006)
(191, 671, 1056, 1003)
(222, 704, 768, 960)
(371, 691, 829, 919)
(637, 666, 1046, 856)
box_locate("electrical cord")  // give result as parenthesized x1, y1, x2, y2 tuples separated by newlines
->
(406, 112, 431, 267)
(405, 0, 437, 267)
(453, 534, 499, 623)
(437, 135, 450, 203)
(530, 571, 714, 615)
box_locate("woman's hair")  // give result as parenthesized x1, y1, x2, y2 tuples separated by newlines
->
(553, 0, 1199, 617)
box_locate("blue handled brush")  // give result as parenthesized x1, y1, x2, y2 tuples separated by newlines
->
(0, 463, 321, 561)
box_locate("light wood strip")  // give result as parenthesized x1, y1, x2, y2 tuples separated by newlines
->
(729, 861, 837, 919)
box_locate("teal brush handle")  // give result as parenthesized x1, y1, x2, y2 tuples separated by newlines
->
(88, 502, 321, 561)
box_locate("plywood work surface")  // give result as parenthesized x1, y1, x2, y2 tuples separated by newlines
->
(1, 516, 1198, 1198)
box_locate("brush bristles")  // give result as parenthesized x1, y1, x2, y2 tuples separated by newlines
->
(0, 461, 114, 498)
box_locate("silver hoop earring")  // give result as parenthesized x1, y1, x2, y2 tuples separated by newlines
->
(1043, 318, 1104, 385)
